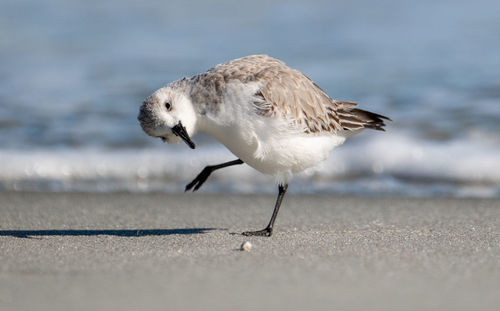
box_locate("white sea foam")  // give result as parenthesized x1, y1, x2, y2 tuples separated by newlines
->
(1, 132, 499, 197)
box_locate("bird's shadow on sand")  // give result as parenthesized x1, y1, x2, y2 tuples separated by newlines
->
(0, 228, 218, 239)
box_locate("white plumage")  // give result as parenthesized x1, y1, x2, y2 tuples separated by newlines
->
(138, 55, 390, 236)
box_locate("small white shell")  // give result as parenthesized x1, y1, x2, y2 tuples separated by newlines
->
(240, 241, 252, 251)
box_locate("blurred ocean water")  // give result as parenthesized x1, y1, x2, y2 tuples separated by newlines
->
(0, 0, 499, 196)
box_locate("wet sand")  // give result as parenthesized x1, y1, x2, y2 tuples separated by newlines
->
(0, 192, 499, 310)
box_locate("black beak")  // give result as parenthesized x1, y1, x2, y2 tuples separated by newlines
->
(171, 121, 196, 149)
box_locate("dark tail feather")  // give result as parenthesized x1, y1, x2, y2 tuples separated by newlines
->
(342, 108, 392, 131)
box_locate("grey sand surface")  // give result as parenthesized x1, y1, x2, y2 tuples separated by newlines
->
(0, 192, 499, 310)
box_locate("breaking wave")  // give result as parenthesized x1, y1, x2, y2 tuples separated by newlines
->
(1, 132, 499, 197)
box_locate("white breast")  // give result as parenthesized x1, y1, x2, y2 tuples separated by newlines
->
(197, 80, 346, 180)
(200, 112, 345, 178)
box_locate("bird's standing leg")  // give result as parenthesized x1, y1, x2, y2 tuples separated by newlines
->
(185, 159, 244, 192)
(242, 184, 288, 237)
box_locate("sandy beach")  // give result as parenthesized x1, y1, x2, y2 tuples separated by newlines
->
(0, 192, 499, 311)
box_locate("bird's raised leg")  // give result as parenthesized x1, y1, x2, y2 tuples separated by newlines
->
(243, 184, 288, 237)
(185, 159, 244, 192)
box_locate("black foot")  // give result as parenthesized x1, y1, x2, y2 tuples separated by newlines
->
(242, 228, 272, 237)
(185, 160, 244, 192)
(185, 167, 213, 192)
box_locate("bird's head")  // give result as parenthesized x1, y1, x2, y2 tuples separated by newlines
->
(138, 81, 197, 149)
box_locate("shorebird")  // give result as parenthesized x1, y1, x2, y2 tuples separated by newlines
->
(138, 55, 390, 236)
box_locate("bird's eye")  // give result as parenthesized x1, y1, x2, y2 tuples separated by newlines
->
(165, 102, 171, 110)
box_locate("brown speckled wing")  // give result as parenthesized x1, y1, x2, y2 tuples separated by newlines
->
(193, 55, 389, 134)
(254, 64, 344, 133)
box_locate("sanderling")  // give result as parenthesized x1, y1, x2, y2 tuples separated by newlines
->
(138, 55, 390, 236)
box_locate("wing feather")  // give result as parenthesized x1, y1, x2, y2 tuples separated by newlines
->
(195, 55, 390, 134)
